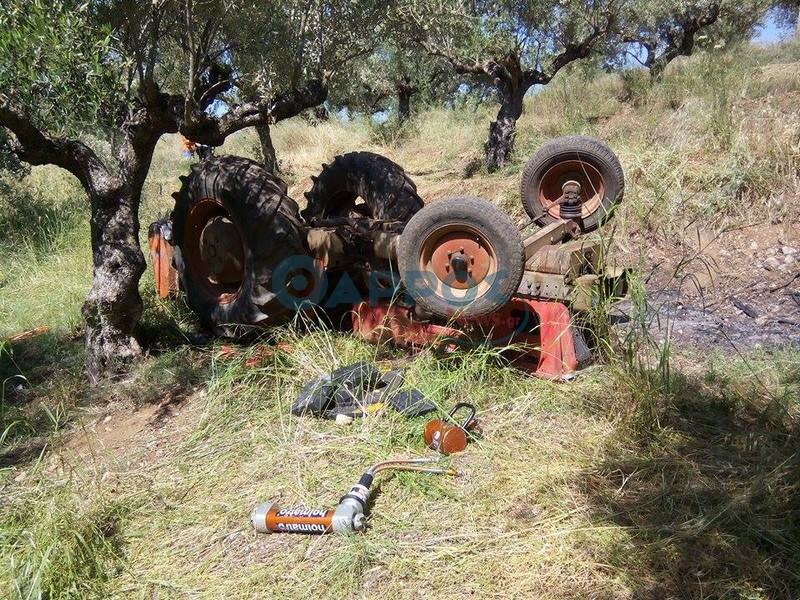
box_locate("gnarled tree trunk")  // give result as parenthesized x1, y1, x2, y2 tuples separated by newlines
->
(3, 74, 328, 383)
(82, 187, 147, 383)
(398, 89, 412, 123)
(255, 123, 278, 174)
(396, 77, 418, 124)
(485, 79, 527, 172)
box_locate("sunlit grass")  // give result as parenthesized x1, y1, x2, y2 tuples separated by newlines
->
(0, 39, 799, 599)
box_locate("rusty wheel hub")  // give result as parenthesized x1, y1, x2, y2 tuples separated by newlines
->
(184, 199, 246, 303)
(538, 160, 605, 220)
(420, 225, 497, 298)
(199, 216, 244, 284)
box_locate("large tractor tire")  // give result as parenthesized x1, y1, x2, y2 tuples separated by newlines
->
(301, 151, 424, 222)
(398, 197, 524, 319)
(171, 156, 308, 338)
(520, 136, 624, 232)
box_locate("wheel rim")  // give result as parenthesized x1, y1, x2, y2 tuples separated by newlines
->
(538, 159, 605, 220)
(184, 199, 246, 304)
(418, 224, 497, 302)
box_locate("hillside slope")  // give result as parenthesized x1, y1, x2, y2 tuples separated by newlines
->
(0, 42, 798, 600)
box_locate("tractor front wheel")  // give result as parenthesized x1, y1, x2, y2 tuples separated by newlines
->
(398, 197, 524, 319)
(520, 136, 624, 232)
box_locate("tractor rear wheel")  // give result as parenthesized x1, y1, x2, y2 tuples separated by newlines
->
(301, 151, 424, 222)
(520, 136, 624, 232)
(398, 196, 524, 319)
(171, 156, 308, 338)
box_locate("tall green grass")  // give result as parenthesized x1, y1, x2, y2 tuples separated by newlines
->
(1, 469, 132, 600)
(0, 171, 90, 336)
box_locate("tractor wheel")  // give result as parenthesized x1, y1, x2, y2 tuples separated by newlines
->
(171, 156, 308, 338)
(301, 151, 424, 222)
(520, 136, 624, 232)
(398, 197, 524, 319)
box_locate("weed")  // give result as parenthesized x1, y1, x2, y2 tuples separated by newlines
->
(1, 473, 132, 600)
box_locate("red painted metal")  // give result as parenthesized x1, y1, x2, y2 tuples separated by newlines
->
(148, 225, 179, 299)
(351, 297, 578, 380)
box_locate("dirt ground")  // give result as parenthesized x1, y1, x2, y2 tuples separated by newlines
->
(619, 221, 800, 351)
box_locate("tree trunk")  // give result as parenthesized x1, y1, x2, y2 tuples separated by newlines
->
(398, 89, 412, 124)
(485, 84, 526, 172)
(649, 58, 668, 83)
(82, 189, 146, 383)
(255, 123, 278, 174)
(313, 106, 329, 122)
(396, 78, 418, 125)
(796, 6, 800, 39)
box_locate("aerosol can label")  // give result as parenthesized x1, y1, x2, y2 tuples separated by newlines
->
(264, 505, 334, 534)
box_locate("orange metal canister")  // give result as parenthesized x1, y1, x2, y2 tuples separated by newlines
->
(147, 220, 179, 299)
(251, 502, 334, 534)
(424, 403, 479, 455)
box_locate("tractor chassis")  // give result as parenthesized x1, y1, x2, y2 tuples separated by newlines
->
(148, 138, 627, 381)
(340, 218, 621, 380)
(149, 212, 623, 380)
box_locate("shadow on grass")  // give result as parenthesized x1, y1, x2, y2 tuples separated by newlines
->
(0, 331, 85, 466)
(0, 322, 211, 466)
(580, 359, 800, 599)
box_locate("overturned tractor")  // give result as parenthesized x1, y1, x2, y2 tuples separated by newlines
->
(149, 136, 626, 379)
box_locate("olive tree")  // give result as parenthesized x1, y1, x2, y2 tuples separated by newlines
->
(329, 40, 456, 124)
(616, 1, 769, 82)
(405, 0, 618, 171)
(0, 0, 383, 382)
(773, 0, 800, 37)
(228, 2, 386, 172)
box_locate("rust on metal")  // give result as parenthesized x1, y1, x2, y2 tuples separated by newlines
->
(147, 223, 179, 299)
(199, 215, 245, 284)
(538, 159, 605, 219)
(183, 199, 246, 304)
(419, 224, 497, 297)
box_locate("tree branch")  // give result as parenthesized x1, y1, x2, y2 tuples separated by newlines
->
(183, 0, 198, 127)
(175, 78, 328, 145)
(0, 103, 114, 195)
(621, 3, 720, 77)
(532, 13, 615, 84)
(416, 39, 487, 76)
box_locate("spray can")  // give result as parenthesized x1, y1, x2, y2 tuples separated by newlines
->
(251, 458, 456, 535)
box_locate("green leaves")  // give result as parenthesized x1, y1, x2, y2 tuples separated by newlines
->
(0, 0, 122, 137)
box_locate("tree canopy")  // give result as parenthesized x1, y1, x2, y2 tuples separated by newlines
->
(614, 1, 768, 81)
(0, 0, 387, 380)
(403, 0, 618, 169)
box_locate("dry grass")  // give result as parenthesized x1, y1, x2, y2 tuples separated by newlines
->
(1, 41, 800, 600)
(3, 324, 797, 599)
